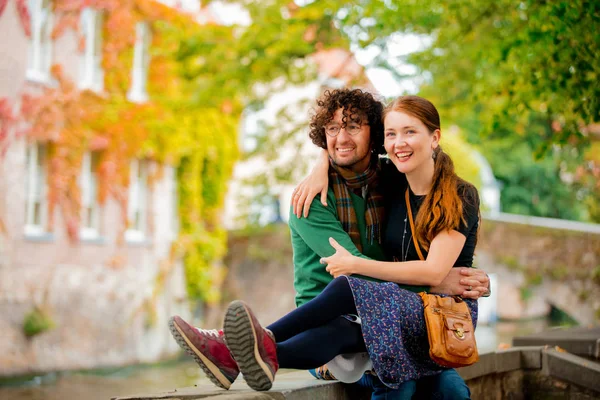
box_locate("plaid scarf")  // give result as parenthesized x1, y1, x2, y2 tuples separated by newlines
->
(329, 158, 385, 252)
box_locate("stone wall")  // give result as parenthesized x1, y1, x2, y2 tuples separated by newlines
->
(0, 155, 190, 377)
(477, 213, 600, 324)
(0, 260, 189, 376)
(205, 224, 296, 328)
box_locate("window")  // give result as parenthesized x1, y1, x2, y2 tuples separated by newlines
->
(27, 0, 53, 83)
(127, 22, 151, 103)
(126, 160, 148, 242)
(156, 0, 175, 7)
(79, 8, 104, 92)
(80, 152, 101, 239)
(170, 167, 179, 240)
(25, 143, 48, 235)
(179, 0, 201, 13)
(156, 0, 200, 13)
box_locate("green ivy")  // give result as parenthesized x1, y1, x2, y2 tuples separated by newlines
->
(23, 307, 55, 338)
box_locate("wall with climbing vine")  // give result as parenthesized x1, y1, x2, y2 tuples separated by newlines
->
(0, 0, 239, 303)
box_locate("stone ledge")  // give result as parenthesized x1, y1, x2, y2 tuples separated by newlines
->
(542, 348, 600, 393)
(513, 326, 600, 359)
(456, 346, 543, 381)
(113, 348, 600, 400)
(112, 370, 369, 400)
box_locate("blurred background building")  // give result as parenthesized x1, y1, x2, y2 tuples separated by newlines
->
(0, 0, 235, 376)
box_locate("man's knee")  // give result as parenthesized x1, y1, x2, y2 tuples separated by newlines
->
(356, 373, 417, 400)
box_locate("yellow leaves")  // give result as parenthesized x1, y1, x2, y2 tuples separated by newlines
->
(441, 127, 483, 190)
(584, 142, 600, 162)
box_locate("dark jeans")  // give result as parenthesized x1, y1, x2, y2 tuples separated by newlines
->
(357, 369, 470, 400)
(308, 368, 470, 399)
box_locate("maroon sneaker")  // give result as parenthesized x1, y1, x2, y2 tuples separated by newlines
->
(223, 300, 279, 391)
(168, 316, 239, 390)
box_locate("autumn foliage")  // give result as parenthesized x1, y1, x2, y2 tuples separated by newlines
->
(1, 0, 239, 301)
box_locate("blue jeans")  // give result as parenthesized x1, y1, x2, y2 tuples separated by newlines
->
(355, 373, 416, 399)
(415, 369, 471, 400)
(309, 369, 470, 400)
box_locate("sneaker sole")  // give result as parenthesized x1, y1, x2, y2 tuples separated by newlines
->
(168, 317, 233, 390)
(224, 301, 274, 391)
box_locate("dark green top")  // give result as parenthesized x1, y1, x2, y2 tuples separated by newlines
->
(289, 187, 429, 307)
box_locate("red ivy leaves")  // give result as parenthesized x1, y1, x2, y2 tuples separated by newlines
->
(0, 0, 8, 18)
(0, 97, 15, 160)
(20, 65, 103, 239)
(16, 0, 31, 37)
(17, 1, 202, 242)
(20, 66, 84, 142)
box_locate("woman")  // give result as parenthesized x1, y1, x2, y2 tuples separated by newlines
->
(171, 95, 480, 394)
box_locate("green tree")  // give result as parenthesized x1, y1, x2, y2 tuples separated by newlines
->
(180, 0, 599, 221)
(373, 0, 599, 220)
(344, 0, 599, 220)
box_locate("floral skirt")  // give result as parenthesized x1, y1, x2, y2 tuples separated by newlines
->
(344, 276, 478, 389)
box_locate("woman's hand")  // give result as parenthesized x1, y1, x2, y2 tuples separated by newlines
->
(430, 268, 490, 299)
(321, 238, 358, 278)
(291, 150, 329, 218)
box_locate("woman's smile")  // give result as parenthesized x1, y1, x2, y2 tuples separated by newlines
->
(394, 150, 413, 162)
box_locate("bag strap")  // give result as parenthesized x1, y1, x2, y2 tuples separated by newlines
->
(405, 188, 425, 261)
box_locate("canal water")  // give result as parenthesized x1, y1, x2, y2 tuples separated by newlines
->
(0, 318, 568, 400)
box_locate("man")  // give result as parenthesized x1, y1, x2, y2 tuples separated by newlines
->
(288, 88, 489, 399)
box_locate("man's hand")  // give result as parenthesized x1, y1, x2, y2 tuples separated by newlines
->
(430, 268, 490, 299)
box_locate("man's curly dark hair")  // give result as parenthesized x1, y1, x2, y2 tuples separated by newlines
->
(309, 88, 385, 155)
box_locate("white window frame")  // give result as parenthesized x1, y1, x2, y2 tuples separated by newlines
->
(178, 0, 201, 13)
(127, 22, 151, 103)
(79, 152, 101, 239)
(156, 0, 175, 7)
(26, 0, 54, 84)
(78, 8, 104, 92)
(170, 167, 179, 241)
(24, 143, 48, 236)
(125, 160, 148, 242)
(156, 0, 200, 13)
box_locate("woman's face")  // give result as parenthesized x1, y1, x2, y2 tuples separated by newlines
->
(383, 111, 440, 175)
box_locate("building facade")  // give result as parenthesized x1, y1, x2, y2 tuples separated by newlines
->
(0, 0, 218, 376)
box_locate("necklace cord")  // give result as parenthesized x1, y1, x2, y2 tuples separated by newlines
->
(405, 188, 425, 261)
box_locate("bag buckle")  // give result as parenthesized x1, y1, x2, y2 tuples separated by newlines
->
(454, 326, 465, 339)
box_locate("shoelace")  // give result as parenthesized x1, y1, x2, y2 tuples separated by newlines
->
(197, 328, 224, 340)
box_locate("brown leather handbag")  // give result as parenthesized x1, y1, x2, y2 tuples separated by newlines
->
(419, 292, 479, 367)
(405, 189, 479, 368)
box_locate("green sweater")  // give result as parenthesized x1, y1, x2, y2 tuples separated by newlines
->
(290, 188, 429, 307)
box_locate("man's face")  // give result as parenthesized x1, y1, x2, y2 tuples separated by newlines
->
(325, 108, 372, 173)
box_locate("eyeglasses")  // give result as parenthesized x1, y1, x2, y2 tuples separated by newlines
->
(324, 123, 367, 137)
